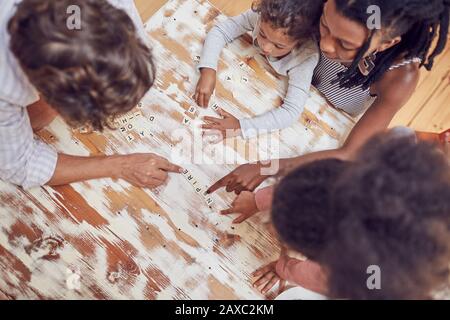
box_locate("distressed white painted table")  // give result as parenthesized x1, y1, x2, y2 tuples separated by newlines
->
(0, 0, 355, 299)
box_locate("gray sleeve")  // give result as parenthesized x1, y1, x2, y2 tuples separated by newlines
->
(198, 10, 259, 71)
(239, 55, 319, 139)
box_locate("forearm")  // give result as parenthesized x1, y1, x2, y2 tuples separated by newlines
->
(47, 154, 123, 186)
(277, 258, 328, 295)
(198, 10, 257, 70)
(277, 148, 347, 176)
(198, 27, 228, 71)
(254, 186, 275, 211)
(238, 63, 315, 139)
(276, 99, 399, 176)
(239, 95, 307, 139)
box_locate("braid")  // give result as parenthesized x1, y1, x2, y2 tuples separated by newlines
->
(334, 0, 450, 90)
(427, 2, 450, 68)
(332, 30, 375, 88)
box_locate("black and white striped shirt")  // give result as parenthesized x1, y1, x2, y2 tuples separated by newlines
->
(312, 51, 421, 117)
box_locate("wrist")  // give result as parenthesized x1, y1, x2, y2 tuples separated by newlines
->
(250, 193, 259, 213)
(254, 187, 274, 212)
(276, 257, 304, 281)
(108, 155, 127, 180)
(200, 67, 216, 77)
(275, 257, 294, 279)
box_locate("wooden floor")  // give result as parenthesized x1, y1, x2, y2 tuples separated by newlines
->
(136, 0, 450, 133)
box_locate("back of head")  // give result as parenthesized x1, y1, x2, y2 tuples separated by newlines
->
(8, 0, 155, 130)
(271, 158, 350, 260)
(324, 133, 450, 299)
(253, 0, 324, 42)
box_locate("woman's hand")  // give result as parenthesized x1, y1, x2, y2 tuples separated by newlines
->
(194, 68, 217, 108)
(220, 191, 259, 224)
(207, 163, 270, 195)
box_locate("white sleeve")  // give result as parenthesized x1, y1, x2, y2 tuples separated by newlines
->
(198, 10, 259, 71)
(239, 55, 319, 139)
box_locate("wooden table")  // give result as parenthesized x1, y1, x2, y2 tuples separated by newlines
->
(0, 0, 355, 300)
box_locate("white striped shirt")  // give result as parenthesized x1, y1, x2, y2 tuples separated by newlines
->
(0, 0, 148, 189)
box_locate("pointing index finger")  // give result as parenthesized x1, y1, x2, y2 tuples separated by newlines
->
(206, 175, 229, 194)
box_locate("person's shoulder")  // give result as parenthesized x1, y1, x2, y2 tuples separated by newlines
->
(287, 39, 320, 71)
(0, 2, 39, 107)
(372, 59, 420, 104)
(240, 8, 260, 19)
(227, 8, 260, 27)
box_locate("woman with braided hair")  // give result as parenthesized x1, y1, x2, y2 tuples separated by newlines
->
(207, 0, 450, 198)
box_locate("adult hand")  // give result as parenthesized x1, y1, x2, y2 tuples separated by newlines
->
(207, 163, 269, 195)
(116, 153, 182, 188)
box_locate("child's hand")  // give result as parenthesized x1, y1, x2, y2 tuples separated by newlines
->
(194, 68, 216, 108)
(220, 191, 259, 224)
(252, 262, 287, 296)
(202, 108, 241, 138)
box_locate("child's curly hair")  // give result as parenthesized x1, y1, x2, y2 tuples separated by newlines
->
(252, 0, 323, 42)
(272, 131, 450, 299)
(272, 159, 350, 261)
(8, 0, 155, 131)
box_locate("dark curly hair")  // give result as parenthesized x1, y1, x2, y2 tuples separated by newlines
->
(333, 0, 450, 90)
(8, 0, 155, 131)
(252, 0, 324, 42)
(272, 131, 450, 299)
(272, 159, 350, 260)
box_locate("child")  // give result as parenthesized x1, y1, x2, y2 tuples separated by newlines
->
(251, 130, 450, 299)
(196, 0, 323, 139)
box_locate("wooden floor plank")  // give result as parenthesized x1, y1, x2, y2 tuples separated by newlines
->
(391, 45, 450, 132)
(409, 78, 450, 132)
